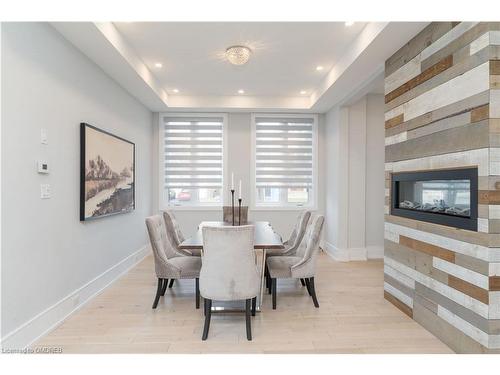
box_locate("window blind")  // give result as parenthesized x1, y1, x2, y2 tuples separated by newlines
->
(162, 116, 224, 190)
(254, 116, 314, 188)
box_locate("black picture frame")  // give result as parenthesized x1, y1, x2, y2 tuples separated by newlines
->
(80, 123, 136, 221)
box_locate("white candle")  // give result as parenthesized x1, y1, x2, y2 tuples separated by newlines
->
(239, 180, 242, 199)
(231, 173, 234, 190)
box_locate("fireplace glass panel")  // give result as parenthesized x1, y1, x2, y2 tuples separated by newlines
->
(397, 179, 471, 218)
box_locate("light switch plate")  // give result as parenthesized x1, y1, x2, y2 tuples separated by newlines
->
(40, 184, 51, 199)
(38, 160, 49, 174)
(41, 128, 48, 144)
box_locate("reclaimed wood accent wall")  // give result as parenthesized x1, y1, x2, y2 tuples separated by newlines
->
(384, 22, 500, 353)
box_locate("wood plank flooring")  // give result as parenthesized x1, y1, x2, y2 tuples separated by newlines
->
(32, 252, 453, 354)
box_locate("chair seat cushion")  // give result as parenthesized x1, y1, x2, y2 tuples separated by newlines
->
(169, 256, 202, 278)
(266, 256, 301, 278)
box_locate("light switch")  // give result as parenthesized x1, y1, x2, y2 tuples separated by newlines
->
(38, 160, 49, 174)
(41, 128, 48, 144)
(40, 184, 51, 199)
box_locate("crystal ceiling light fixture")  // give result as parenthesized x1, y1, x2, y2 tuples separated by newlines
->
(225, 45, 252, 65)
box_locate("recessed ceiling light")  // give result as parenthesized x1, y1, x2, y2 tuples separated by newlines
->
(226, 46, 252, 65)
(238, 89, 245, 94)
(172, 89, 179, 93)
(300, 90, 307, 95)
(154, 62, 163, 68)
(345, 21, 355, 27)
(316, 66, 324, 71)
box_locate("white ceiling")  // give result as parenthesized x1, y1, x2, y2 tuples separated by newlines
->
(113, 22, 367, 97)
(52, 22, 428, 112)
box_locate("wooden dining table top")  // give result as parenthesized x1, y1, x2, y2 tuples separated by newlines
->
(178, 221, 285, 250)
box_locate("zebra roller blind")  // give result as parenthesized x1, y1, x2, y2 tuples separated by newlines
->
(254, 116, 314, 189)
(162, 115, 224, 193)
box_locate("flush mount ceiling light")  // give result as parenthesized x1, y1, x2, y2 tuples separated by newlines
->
(225, 45, 252, 65)
(316, 65, 324, 71)
(238, 89, 245, 94)
(345, 21, 355, 26)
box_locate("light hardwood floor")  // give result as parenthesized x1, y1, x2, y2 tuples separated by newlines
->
(32, 252, 453, 354)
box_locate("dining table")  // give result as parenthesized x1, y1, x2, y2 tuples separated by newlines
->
(179, 221, 284, 311)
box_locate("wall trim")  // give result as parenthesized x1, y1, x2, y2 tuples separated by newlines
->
(0, 244, 150, 350)
(324, 242, 369, 261)
(366, 245, 384, 259)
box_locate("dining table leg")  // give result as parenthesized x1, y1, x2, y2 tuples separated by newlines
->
(258, 248, 267, 310)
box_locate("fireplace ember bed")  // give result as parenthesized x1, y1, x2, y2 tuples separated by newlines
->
(391, 168, 478, 231)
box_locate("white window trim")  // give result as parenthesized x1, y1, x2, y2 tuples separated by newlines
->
(158, 112, 228, 211)
(250, 113, 318, 211)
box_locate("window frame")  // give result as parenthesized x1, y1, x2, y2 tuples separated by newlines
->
(250, 113, 318, 211)
(158, 112, 228, 211)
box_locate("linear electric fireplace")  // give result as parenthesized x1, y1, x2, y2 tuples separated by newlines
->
(391, 168, 478, 231)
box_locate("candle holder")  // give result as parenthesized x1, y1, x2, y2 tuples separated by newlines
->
(238, 198, 242, 226)
(230, 189, 235, 226)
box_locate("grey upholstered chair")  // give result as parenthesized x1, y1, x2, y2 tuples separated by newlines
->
(145, 215, 202, 309)
(200, 225, 260, 341)
(265, 210, 311, 288)
(266, 215, 325, 309)
(266, 211, 311, 257)
(162, 210, 190, 254)
(162, 210, 199, 289)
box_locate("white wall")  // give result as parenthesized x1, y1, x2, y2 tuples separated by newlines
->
(347, 98, 367, 252)
(324, 106, 348, 252)
(323, 94, 384, 260)
(365, 94, 385, 256)
(1, 23, 153, 347)
(153, 112, 325, 241)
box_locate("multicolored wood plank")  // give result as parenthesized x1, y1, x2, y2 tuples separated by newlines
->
(384, 22, 500, 353)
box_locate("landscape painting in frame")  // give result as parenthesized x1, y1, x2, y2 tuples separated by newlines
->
(80, 123, 135, 221)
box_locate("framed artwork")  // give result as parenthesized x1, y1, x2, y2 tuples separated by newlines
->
(80, 123, 135, 221)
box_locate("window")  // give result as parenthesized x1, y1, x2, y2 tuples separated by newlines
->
(160, 114, 226, 208)
(252, 114, 317, 208)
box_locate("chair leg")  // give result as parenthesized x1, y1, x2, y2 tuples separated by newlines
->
(195, 278, 200, 309)
(309, 277, 319, 308)
(152, 278, 163, 309)
(272, 278, 277, 310)
(202, 299, 212, 340)
(246, 299, 252, 341)
(251, 297, 257, 316)
(168, 279, 175, 288)
(300, 278, 306, 287)
(304, 278, 312, 296)
(161, 278, 168, 296)
(265, 264, 269, 289)
(267, 272, 272, 294)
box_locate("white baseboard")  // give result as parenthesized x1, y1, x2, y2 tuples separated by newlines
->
(324, 242, 367, 261)
(366, 245, 384, 259)
(324, 242, 383, 261)
(1, 244, 150, 350)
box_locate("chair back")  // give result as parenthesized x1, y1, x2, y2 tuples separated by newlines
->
(296, 215, 325, 261)
(200, 225, 259, 301)
(287, 211, 311, 251)
(163, 210, 185, 246)
(145, 215, 179, 265)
